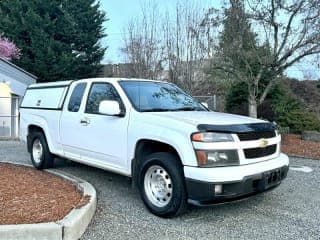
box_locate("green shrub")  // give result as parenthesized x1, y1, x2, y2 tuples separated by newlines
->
(225, 82, 248, 116)
(225, 81, 280, 119)
(271, 92, 320, 133)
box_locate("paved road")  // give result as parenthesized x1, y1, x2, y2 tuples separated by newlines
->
(1, 141, 320, 240)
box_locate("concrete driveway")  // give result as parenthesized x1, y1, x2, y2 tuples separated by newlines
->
(1, 141, 319, 240)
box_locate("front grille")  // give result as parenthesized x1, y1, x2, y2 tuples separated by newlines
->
(237, 131, 276, 141)
(244, 144, 277, 159)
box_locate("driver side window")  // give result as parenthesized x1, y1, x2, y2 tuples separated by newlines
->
(85, 83, 122, 114)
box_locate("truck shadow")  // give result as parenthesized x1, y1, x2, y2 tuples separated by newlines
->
(53, 157, 270, 222)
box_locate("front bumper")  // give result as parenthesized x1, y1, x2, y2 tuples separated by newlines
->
(184, 153, 289, 205)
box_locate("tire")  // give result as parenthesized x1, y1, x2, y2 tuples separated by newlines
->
(29, 131, 54, 169)
(137, 152, 188, 218)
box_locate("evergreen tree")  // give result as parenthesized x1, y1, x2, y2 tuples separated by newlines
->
(219, 0, 257, 75)
(0, 0, 106, 82)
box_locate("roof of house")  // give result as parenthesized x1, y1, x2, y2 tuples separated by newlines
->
(0, 57, 37, 80)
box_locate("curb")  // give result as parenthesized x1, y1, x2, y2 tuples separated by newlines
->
(0, 165, 97, 240)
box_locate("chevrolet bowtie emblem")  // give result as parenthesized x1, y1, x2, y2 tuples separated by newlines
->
(259, 139, 268, 148)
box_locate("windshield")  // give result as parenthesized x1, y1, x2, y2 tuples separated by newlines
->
(119, 81, 207, 112)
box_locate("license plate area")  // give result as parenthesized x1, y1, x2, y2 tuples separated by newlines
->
(263, 169, 281, 189)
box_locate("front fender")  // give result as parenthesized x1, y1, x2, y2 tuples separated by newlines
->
(128, 122, 198, 170)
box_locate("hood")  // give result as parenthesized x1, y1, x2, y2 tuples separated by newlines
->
(147, 111, 266, 126)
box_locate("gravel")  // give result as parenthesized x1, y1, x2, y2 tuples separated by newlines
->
(1, 140, 320, 240)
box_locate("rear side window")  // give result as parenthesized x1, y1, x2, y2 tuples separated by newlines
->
(68, 83, 87, 112)
(85, 83, 122, 114)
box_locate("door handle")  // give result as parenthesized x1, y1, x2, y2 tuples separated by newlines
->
(80, 118, 90, 125)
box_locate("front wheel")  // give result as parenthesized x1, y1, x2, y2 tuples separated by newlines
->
(137, 152, 188, 217)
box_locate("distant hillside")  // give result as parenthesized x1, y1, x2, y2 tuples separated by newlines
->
(285, 78, 320, 117)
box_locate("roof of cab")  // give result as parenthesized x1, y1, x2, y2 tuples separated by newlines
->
(76, 78, 165, 84)
(27, 78, 165, 89)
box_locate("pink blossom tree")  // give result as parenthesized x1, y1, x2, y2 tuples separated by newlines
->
(0, 34, 21, 60)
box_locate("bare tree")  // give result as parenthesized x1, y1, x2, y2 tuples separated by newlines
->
(245, 0, 320, 117)
(121, 2, 164, 79)
(163, 1, 216, 92)
(209, 0, 320, 118)
(122, 1, 216, 92)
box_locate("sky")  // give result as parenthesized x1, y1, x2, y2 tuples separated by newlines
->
(99, 0, 319, 80)
(99, 0, 140, 64)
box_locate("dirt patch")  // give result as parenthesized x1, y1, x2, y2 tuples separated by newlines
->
(282, 134, 320, 160)
(0, 163, 88, 225)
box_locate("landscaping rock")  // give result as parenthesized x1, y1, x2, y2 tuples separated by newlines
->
(301, 131, 320, 143)
(282, 134, 320, 159)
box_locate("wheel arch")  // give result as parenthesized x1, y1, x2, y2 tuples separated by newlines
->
(131, 139, 183, 181)
(27, 124, 48, 153)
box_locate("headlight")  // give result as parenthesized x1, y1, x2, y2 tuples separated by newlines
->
(196, 150, 239, 167)
(191, 132, 234, 142)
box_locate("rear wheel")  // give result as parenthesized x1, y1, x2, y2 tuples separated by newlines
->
(30, 131, 54, 169)
(137, 152, 188, 217)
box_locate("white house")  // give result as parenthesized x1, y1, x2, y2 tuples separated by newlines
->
(0, 57, 37, 138)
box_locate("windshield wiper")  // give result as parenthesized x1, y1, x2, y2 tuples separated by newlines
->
(172, 107, 197, 111)
(141, 108, 172, 112)
(141, 107, 203, 112)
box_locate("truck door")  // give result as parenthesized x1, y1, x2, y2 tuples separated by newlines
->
(60, 82, 88, 160)
(74, 82, 129, 170)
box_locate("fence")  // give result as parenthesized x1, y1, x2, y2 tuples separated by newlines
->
(0, 96, 20, 139)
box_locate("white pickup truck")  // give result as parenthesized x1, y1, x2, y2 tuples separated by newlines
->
(20, 78, 289, 217)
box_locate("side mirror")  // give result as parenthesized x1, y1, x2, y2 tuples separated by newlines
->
(201, 102, 209, 108)
(99, 100, 122, 116)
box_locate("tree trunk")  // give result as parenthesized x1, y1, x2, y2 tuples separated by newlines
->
(248, 96, 258, 118)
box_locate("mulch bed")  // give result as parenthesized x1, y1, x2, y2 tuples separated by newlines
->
(0, 163, 86, 225)
(281, 134, 320, 160)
